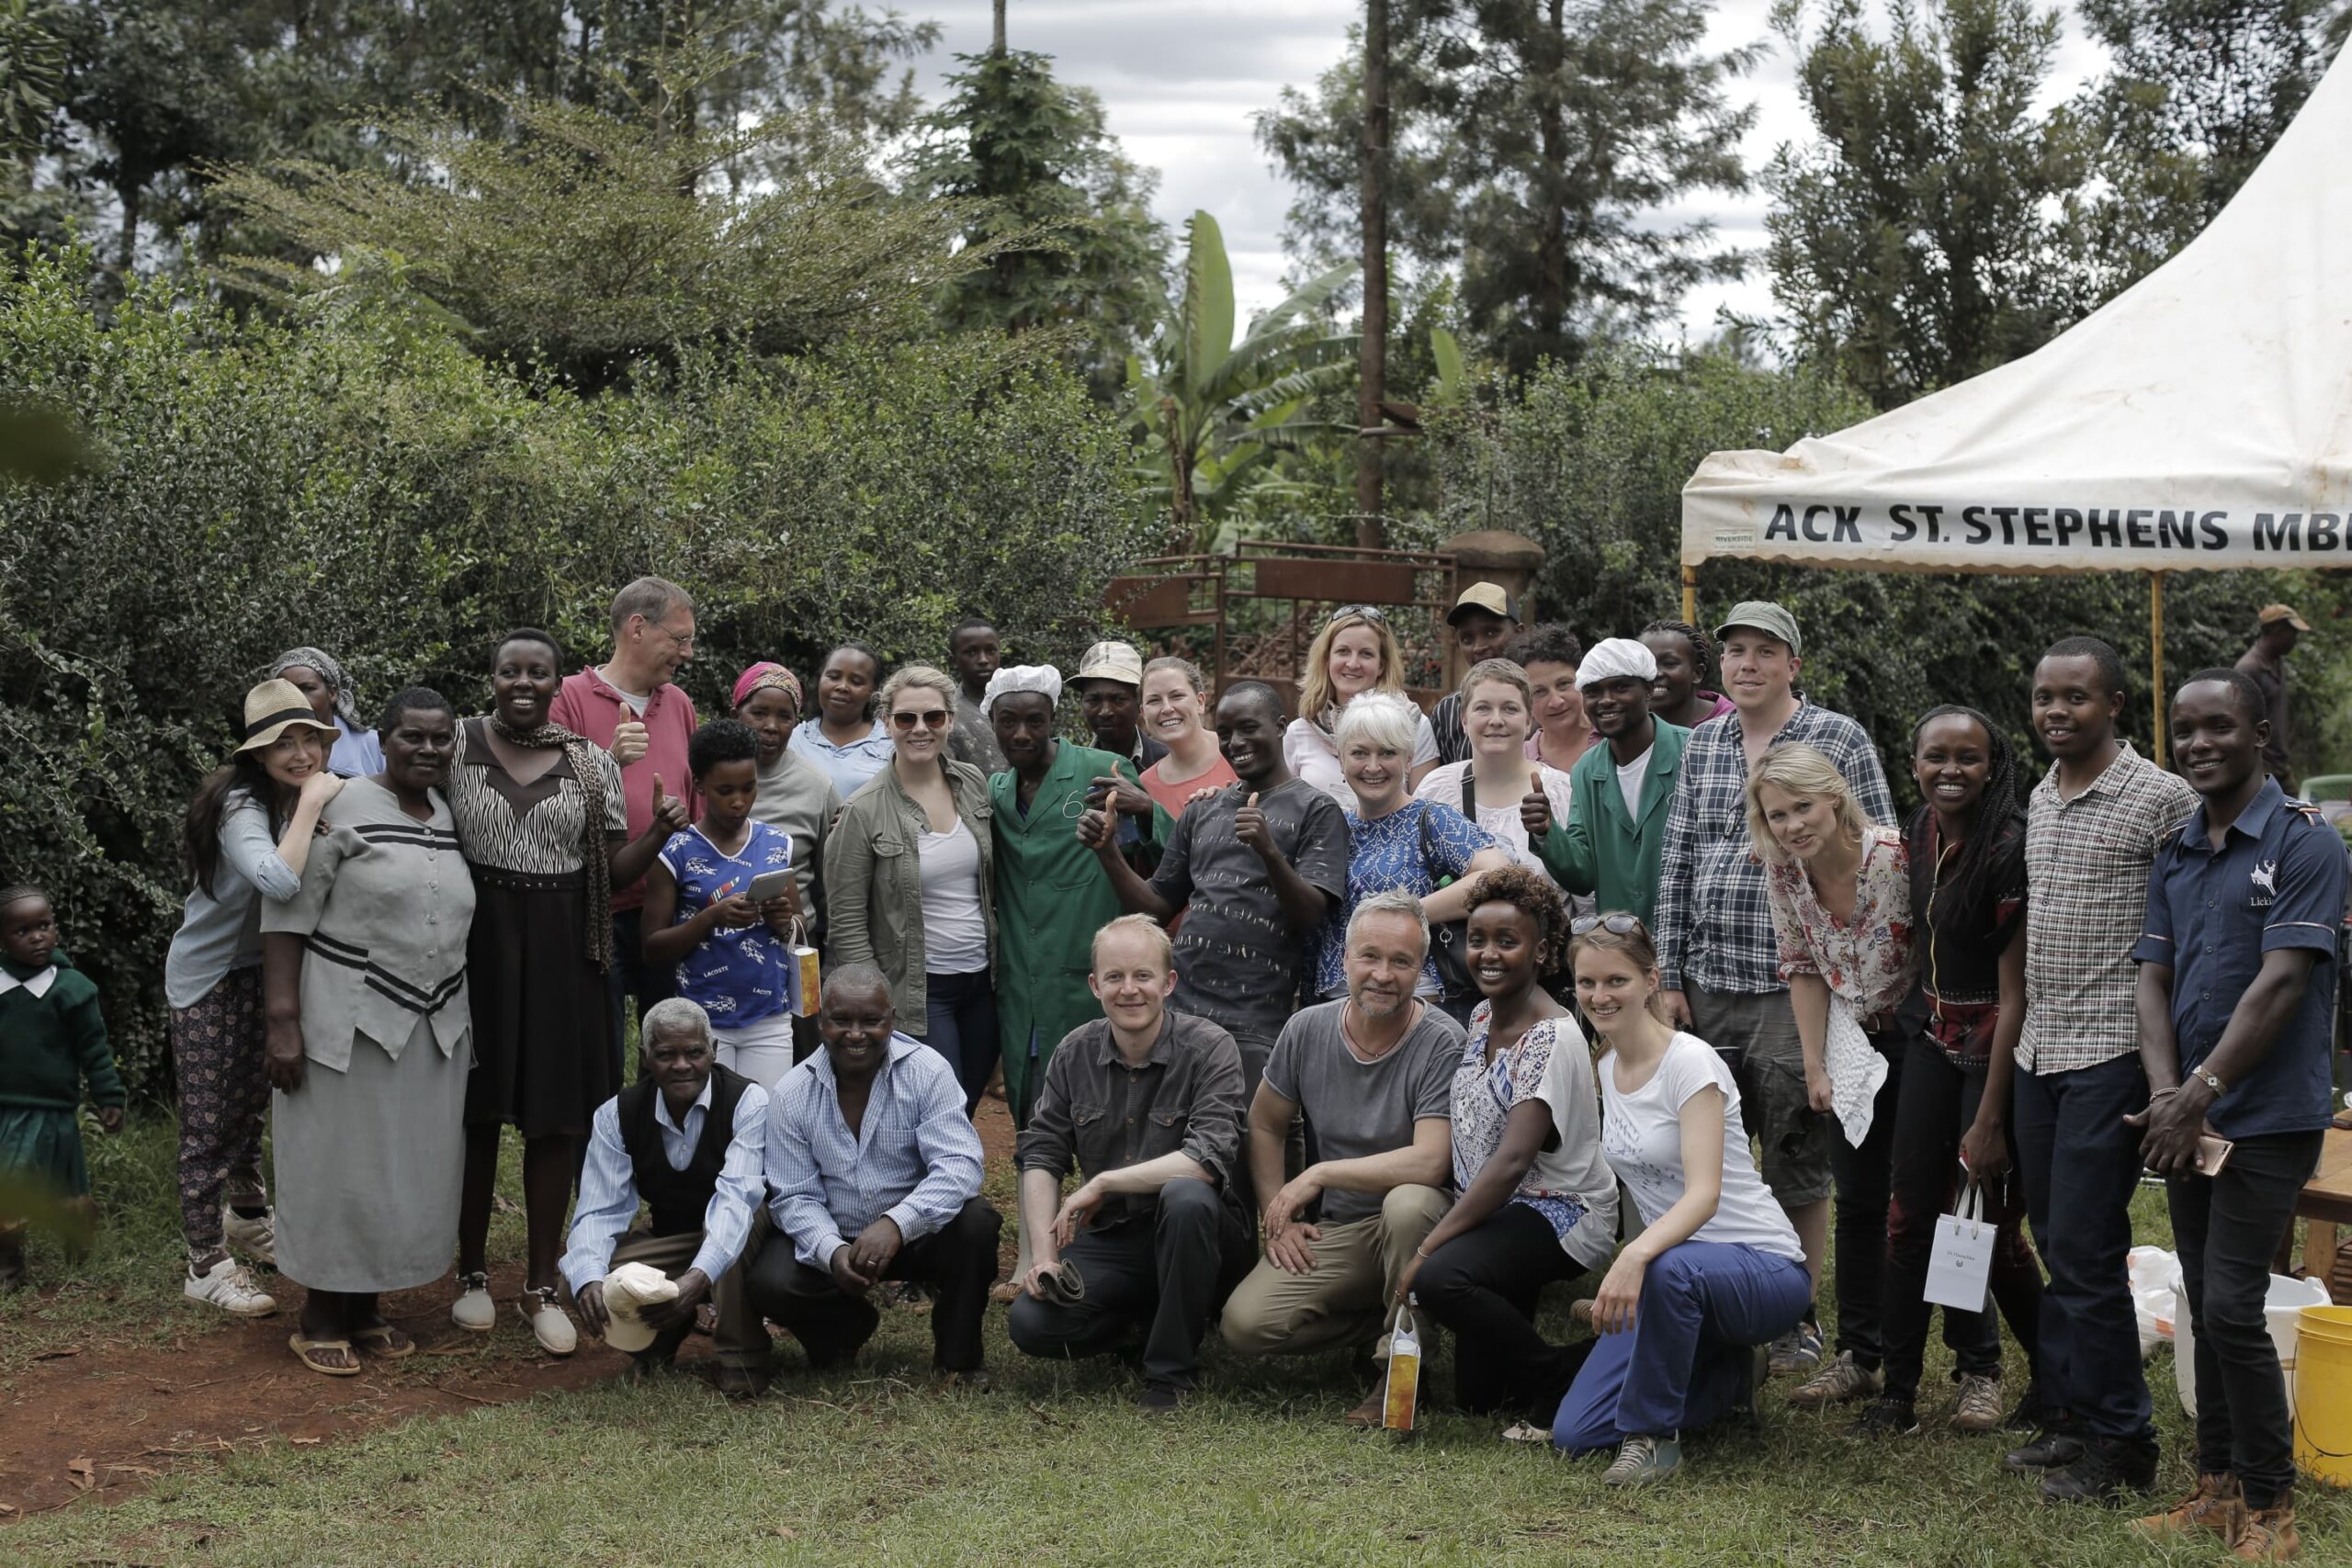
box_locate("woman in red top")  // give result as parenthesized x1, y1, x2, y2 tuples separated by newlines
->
(1136, 657, 1237, 818)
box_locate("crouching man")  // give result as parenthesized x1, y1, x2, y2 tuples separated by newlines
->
(1009, 915, 1254, 1413)
(561, 998, 773, 1397)
(749, 964, 1001, 1385)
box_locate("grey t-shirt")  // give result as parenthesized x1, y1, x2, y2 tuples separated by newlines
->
(1261, 998, 1464, 1224)
(1148, 777, 1350, 1053)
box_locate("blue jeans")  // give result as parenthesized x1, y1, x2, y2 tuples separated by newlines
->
(917, 969, 998, 1114)
(1553, 1240, 1812, 1449)
(605, 908, 676, 1083)
(2011, 1053, 2154, 1442)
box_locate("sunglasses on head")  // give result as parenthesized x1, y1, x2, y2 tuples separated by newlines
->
(1569, 913, 1648, 937)
(888, 708, 951, 731)
(1328, 604, 1387, 627)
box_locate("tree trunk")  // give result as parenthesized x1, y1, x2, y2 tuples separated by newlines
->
(1534, 0, 1568, 353)
(116, 180, 140, 276)
(992, 0, 1007, 55)
(1354, 0, 1389, 547)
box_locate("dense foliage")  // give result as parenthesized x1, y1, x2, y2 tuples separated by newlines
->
(0, 244, 1148, 1093)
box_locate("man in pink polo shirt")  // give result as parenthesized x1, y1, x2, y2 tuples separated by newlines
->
(550, 576, 703, 1072)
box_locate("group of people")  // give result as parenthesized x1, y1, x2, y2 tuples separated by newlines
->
(1, 572, 2340, 1558)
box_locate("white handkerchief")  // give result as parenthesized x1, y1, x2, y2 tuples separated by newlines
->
(1825, 994, 1887, 1147)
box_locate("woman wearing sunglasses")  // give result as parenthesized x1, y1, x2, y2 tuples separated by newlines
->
(823, 665, 998, 1111)
(1551, 912, 1810, 1485)
(1285, 605, 1440, 809)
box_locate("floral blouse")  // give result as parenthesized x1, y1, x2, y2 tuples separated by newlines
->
(1764, 821, 1915, 1021)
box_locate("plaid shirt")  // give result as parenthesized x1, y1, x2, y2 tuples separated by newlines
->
(2020, 742, 2196, 1074)
(764, 1033, 984, 1270)
(1655, 700, 1896, 996)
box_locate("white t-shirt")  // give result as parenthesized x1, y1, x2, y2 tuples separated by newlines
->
(916, 818, 989, 974)
(1284, 712, 1440, 810)
(1599, 1031, 1804, 1261)
(1413, 760, 1575, 876)
(1614, 746, 1653, 820)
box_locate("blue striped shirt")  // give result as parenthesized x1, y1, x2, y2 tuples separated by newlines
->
(765, 1033, 984, 1269)
(559, 1077, 770, 1295)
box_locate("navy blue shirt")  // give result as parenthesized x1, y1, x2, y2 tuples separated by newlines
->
(2133, 777, 2347, 1140)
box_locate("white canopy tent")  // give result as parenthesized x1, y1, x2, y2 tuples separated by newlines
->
(1681, 42, 2352, 748)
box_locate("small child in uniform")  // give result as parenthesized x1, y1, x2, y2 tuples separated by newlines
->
(0, 886, 126, 1287)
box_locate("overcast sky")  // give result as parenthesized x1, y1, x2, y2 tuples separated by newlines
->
(911, 0, 2106, 338)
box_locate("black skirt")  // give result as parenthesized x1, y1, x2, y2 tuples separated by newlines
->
(464, 866, 616, 1138)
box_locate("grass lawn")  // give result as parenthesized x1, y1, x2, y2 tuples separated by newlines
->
(5, 1114, 2349, 1566)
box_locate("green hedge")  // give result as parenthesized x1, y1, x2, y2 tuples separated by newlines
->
(0, 245, 1151, 1095)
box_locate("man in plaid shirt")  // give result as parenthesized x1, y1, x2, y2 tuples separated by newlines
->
(1654, 601, 1894, 1378)
(2003, 637, 2195, 1505)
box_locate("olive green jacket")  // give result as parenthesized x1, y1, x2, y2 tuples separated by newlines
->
(823, 758, 995, 1025)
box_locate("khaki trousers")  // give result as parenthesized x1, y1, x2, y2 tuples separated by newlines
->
(605, 1212, 770, 1368)
(1220, 1184, 1450, 1359)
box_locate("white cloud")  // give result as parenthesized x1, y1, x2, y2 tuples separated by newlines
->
(913, 0, 2107, 338)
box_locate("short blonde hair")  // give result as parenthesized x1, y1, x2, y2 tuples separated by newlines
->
(1457, 657, 1532, 710)
(1744, 742, 1866, 866)
(877, 663, 956, 718)
(1334, 689, 1421, 755)
(1141, 654, 1208, 696)
(1298, 610, 1408, 720)
(1091, 912, 1174, 973)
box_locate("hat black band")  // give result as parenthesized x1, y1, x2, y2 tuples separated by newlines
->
(243, 705, 322, 739)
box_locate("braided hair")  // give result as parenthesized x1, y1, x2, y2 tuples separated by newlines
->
(1909, 704, 2021, 919)
(1640, 620, 1716, 689)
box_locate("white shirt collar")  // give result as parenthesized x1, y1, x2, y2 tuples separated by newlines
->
(653, 1076, 716, 1134)
(0, 966, 58, 998)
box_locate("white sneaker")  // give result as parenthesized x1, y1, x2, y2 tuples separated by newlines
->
(222, 1207, 277, 1268)
(451, 1270, 495, 1333)
(519, 1286, 577, 1356)
(184, 1256, 277, 1317)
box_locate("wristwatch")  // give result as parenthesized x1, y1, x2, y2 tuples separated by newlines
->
(2190, 1066, 2227, 1099)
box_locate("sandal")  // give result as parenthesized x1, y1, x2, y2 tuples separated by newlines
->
(288, 1332, 364, 1377)
(350, 1322, 416, 1359)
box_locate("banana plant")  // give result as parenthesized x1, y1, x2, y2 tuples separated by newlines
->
(1126, 210, 1358, 552)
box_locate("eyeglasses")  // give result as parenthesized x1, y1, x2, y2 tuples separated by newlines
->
(888, 709, 951, 731)
(649, 622, 695, 652)
(1328, 604, 1387, 626)
(1569, 913, 1648, 937)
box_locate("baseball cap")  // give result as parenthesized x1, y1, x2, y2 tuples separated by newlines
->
(2258, 604, 2312, 631)
(1074, 640, 1145, 687)
(1446, 582, 1519, 626)
(1713, 601, 1802, 658)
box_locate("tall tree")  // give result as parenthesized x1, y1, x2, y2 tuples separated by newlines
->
(2065, 0, 2346, 299)
(1258, 0, 1757, 376)
(1763, 0, 2086, 409)
(1356, 0, 1390, 539)
(902, 45, 1167, 400)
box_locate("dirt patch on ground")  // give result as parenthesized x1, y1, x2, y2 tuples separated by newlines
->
(0, 1098, 1024, 1523)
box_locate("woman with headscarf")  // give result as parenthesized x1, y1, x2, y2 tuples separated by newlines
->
(734, 661, 842, 1066)
(441, 629, 685, 1355)
(269, 647, 382, 778)
(164, 678, 345, 1316)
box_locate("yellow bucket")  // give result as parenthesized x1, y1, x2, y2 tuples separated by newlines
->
(2297, 1305, 2352, 1488)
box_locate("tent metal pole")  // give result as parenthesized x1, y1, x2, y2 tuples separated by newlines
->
(1681, 566, 1696, 626)
(2150, 571, 2166, 759)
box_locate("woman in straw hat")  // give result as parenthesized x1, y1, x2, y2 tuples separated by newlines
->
(162, 677, 345, 1318)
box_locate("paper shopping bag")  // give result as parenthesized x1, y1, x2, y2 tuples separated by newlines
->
(1382, 1301, 1421, 1431)
(1924, 1182, 1994, 1314)
(785, 919, 820, 1018)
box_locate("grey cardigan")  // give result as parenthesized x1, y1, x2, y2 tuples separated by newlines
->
(822, 758, 995, 1023)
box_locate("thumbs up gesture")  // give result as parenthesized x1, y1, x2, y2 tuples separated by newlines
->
(611, 717, 650, 766)
(650, 773, 689, 833)
(1235, 791, 1274, 858)
(1520, 788, 1554, 839)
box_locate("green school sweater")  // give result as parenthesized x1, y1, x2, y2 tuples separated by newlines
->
(0, 952, 126, 1111)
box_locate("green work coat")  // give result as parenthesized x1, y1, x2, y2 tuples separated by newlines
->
(1533, 719, 1692, 929)
(989, 741, 1154, 1123)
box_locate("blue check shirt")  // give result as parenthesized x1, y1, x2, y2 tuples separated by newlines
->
(2133, 777, 2348, 1140)
(1655, 700, 1896, 996)
(764, 1033, 985, 1269)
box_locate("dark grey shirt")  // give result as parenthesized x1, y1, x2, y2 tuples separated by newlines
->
(1261, 998, 1464, 1224)
(948, 690, 1006, 775)
(1017, 1010, 1247, 1228)
(1147, 778, 1351, 1052)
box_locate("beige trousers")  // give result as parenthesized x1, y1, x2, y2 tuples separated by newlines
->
(1219, 1183, 1450, 1359)
(605, 1212, 770, 1368)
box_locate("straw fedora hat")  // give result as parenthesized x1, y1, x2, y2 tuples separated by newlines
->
(234, 677, 340, 754)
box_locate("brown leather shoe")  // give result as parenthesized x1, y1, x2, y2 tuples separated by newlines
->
(1343, 1386, 1387, 1427)
(2129, 1472, 2240, 1542)
(713, 1361, 771, 1400)
(2232, 1504, 2300, 1562)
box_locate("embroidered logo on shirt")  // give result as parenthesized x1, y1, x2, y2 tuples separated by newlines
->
(2250, 859, 2278, 907)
